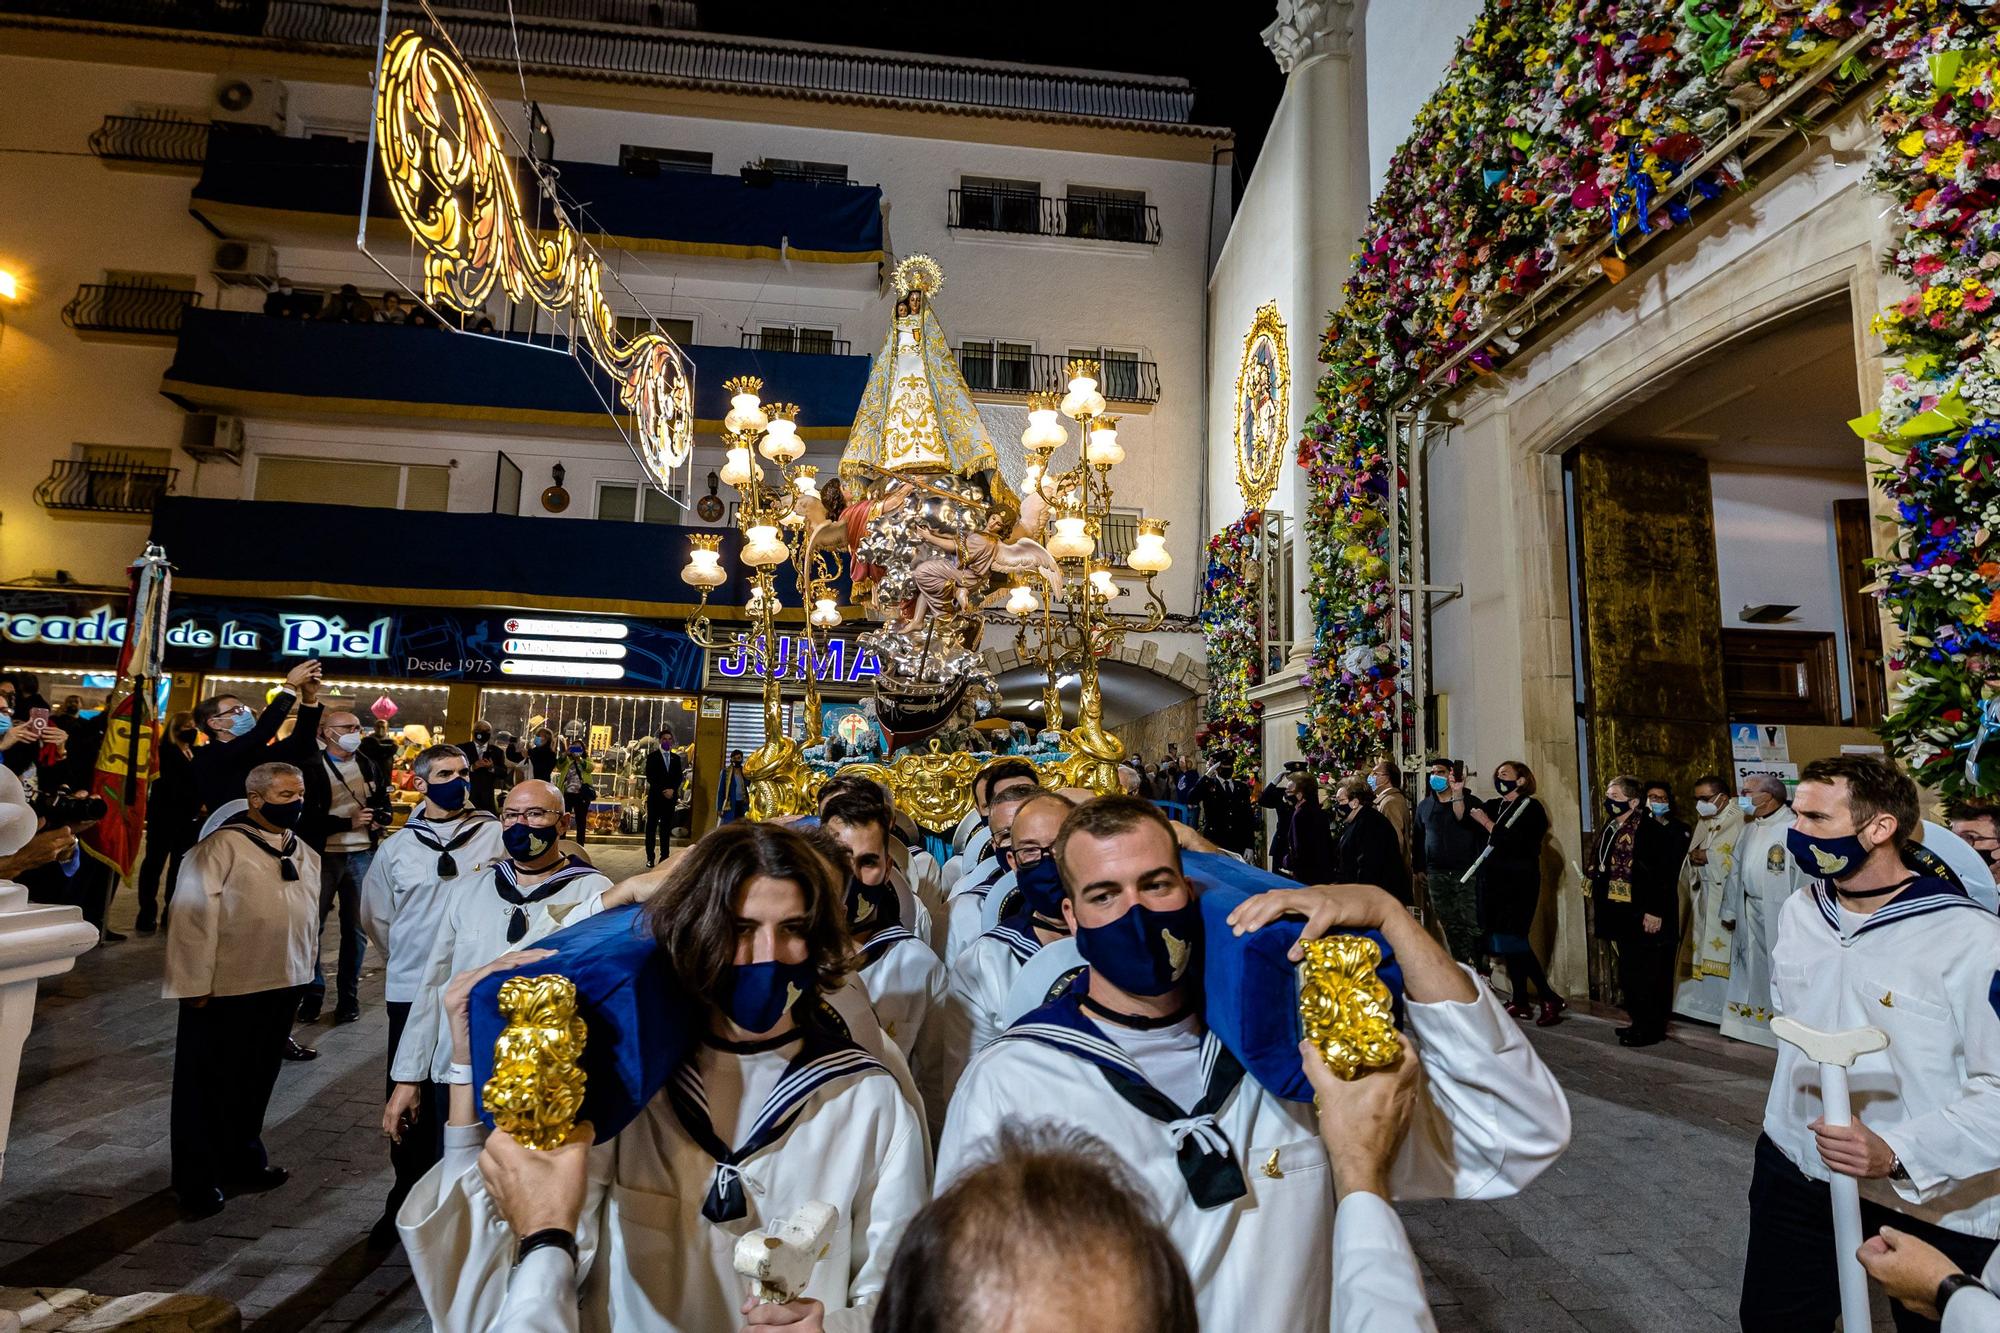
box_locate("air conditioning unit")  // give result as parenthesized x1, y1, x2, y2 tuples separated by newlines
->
(181, 413, 245, 464)
(211, 73, 287, 129)
(212, 239, 275, 287)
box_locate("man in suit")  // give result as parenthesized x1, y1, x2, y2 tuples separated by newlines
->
(643, 729, 686, 867)
(459, 719, 507, 813)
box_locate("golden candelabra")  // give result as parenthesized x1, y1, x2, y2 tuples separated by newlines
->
(679, 377, 825, 815)
(1006, 362, 1172, 788)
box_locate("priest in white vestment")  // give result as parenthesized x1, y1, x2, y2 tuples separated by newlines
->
(1673, 774, 1742, 1025)
(1720, 774, 1803, 1049)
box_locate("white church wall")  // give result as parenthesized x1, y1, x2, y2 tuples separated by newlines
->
(1357, 0, 1483, 196)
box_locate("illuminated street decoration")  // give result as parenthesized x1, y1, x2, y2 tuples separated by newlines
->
(372, 29, 693, 482)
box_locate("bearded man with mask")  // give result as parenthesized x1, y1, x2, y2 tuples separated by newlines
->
(296, 709, 389, 1025)
(385, 779, 607, 1135)
(1740, 754, 2000, 1333)
(936, 796, 1571, 1330)
(361, 744, 504, 1248)
(1720, 772, 1802, 1049)
(163, 761, 321, 1219)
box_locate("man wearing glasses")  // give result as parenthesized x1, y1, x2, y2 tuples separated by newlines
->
(1948, 803, 2000, 879)
(384, 780, 607, 1135)
(296, 708, 391, 1026)
(190, 658, 323, 816)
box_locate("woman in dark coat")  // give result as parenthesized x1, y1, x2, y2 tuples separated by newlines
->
(1469, 759, 1563, 1025)
(1281, 771, 1339, 886)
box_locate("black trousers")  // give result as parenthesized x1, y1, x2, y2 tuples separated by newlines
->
(1617, 936, 1675, 1037)
(644, 796, 678, 863)
(1743, 1133, 1996, 1333)
(382, 1000, 446, 1222)
(135, 835, 185, 927)
(565, 793, 590, 845)
(170, 986, 301, 1197)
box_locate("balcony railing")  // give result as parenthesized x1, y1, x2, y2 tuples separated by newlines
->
(35, 458, 179, 515)
(740, 331, 853, 356)
(61, 283, 203, 338)
(953, 348, 1161, 404)
(87, 112, 210, 166)
(947, 188, 1163, 245)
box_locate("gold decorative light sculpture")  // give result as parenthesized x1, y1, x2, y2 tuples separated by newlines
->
(1233, 301, 1291, 511)
(373, 30, 693, 483)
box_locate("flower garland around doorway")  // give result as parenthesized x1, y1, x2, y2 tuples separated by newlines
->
(1197, 516, 1265, 779)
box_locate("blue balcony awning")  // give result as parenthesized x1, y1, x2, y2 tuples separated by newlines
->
(190, 126, 884, 263)
(151, 496, 850, 619)
(161, 309, 868, 438)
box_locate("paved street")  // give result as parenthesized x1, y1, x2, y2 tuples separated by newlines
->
(3, 854, 1806, 1332)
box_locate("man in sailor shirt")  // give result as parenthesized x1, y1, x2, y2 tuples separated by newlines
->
(936, 795, 1570, 1330)
(163, 761, 320, 1219)
(386, 780, 608, 1118)
(817, 792, 945, 1071)
(361, 743, 505, 1246)
(1740, 755, 2000, 1333)
(944, 779, 1039, 965)
(948, 790, 1075, 1062)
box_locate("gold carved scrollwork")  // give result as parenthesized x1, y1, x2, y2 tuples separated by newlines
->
(745, 746, 1077, 833)
(373, 30, 693, 478)
(1233, 302, 1291, 511)
(746, 736, 813, 822)
(1297, 935, 1401, 1081)
(481, 974, 588, 1150)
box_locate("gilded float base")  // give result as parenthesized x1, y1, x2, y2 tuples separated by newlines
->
(482, 975, 588, 1150)
(1298, 936, 1401, 1080)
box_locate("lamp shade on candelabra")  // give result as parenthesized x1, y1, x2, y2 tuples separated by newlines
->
(759, 405, 803, 462)
(810, 597, 841, 628)
(723, 376, 768, 435)
(719, 446, 755, 489)
(1088, 566, 1117, 601)
(1061, 361, 1105, 419)
(1005, 581, 1040, 615)
(1086, 416, 1124, 466)
(1021, 394, 1068, 452)
(742, 523, 788, 567)
(1128, 517, 1172, 574)
(681, 534, 727, 589)
(1048, 514, 1093, 560)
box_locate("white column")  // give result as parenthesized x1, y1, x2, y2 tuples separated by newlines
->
(0, 881, 99, 1190)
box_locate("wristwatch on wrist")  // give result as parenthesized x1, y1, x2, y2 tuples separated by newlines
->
(1936, 1272, 1985, 1314)
(514, 1227, 578, 1269)
(1889, 1154, 1911, 1184)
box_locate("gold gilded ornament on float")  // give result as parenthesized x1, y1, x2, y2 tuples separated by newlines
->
(1297, 935, 1401, 1080)
(481, 974, 588, 1150)
(372, 29, 693, 482)
(1233, 301, 1290, 511)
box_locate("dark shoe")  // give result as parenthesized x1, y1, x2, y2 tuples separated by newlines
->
(176, 1187, 225, 1220)
(1504, 1001, 1534, 1021)
(135, 915, 157, 935)
(1621, 1032, 1664, 1048)
(297, 998, 322, 1024)
(282, 1037, 318, 1062)
(1535, 999, 1566, 1027)
(367, 1214, 402, 1250)
(100, 929, 127, 943)
(224, 1166, 288, 1196)
(335, 1005, 361, 1025)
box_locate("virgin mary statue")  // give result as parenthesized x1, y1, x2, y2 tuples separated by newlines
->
(841, 256, 1009, 499)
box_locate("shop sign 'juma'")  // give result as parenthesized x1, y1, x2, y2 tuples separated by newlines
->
(715, 635, 882, 685)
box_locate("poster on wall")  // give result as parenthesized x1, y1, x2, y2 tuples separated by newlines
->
(1730, 723, 1790, 762)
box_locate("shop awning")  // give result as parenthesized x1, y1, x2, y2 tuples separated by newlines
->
(190, 126, 885, 263)
(150, 497, 851, 619)
(161, 309, 869, 438)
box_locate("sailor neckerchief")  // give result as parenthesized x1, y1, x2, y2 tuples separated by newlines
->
(221, 811, 301, 881)
(667, 999, 884, 1222)
(1000, 976, 1248, 1208)
(408, 810, 495, 879)
(858, 924, 918, 970)
(493, 854, 596, 944)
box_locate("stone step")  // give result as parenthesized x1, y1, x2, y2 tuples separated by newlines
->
(0, 1287, 238, 1333)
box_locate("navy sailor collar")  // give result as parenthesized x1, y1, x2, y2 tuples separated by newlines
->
(981, 909, 1046, 965)
(858, 924, 919, 969)
(1811, 875, 1984, 938)
(1001, 975, 1220, 1086)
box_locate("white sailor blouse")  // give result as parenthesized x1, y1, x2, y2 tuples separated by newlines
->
(358, 811, 506, 1004)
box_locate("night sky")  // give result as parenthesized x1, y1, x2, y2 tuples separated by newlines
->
(699, 2, 1285, 192)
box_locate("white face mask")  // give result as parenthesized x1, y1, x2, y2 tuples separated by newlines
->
(1695, 799, 1720, 819)
(332, 732, 364, 754)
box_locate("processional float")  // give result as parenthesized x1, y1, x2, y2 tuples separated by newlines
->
(364, 30, 1407, 1251)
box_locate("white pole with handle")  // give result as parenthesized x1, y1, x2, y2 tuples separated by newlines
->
(1771, 1016, 1891, 1332)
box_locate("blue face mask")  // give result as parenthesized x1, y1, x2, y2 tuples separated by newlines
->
(425, 776, 468, 812)
(1496, 776, 1519, 795)
(845, 877, 900, 932)
(257, 798, 304, 829)
(229, 709, 257, 738)
(719, 959, 815, 1034)
(1074, 898, 1202, 997)
(503, 822, 558, 862)
(1787, 827, 1872, 882)
(997, 844, 1014, 873)
(0, 714, 11, 736)
(1428, 774, 1449, 793)
(1738, 795, 1758, 815)
(1647, 801, 1669, 818)
(1015, 855, 1065, 918)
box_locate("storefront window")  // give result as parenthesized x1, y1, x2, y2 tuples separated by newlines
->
(0, 666, 169, 716)
(199, 675, 452, 792)
(480, 688, 699, 837)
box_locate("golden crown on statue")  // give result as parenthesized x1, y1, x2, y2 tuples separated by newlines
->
(891, 254, 945, 298)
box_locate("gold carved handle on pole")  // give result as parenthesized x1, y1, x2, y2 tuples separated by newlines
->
(1297, 936, 1401, 1081)
(481, 974, 589, 1150)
